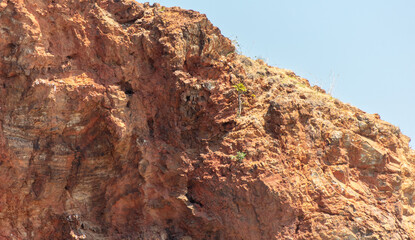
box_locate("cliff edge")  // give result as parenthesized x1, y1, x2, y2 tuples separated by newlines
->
(0, 1, 414, 239)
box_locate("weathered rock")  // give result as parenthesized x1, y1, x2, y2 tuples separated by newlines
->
(0, 0, 414, 239)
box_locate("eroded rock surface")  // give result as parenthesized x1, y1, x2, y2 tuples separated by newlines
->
(0, 0, 414, 239)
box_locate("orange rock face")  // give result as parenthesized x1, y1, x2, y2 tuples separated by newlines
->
(0, 0, 414, 239)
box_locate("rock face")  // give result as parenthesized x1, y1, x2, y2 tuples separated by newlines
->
(0, 0, 414, 239)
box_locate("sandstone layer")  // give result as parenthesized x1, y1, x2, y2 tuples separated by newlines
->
(0, 0, 414, 239)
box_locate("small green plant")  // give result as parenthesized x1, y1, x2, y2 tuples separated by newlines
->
(231, 151, 247, 162)
(234, 83, 247, 93)
(233, 83, 247, 117)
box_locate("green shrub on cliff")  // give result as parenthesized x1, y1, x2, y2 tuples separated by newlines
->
(231, 151, 246, 162)
(234, 83, 247, 117)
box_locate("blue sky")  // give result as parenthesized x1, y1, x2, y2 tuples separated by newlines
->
(147, 1, 415, 148)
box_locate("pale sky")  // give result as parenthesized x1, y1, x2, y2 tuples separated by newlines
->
(146, 0, 415, 148)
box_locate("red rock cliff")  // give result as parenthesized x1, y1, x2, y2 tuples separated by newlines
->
(0, 0, 414, 239)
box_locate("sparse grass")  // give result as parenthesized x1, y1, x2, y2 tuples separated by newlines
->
(230, 37, 242, 54)
(255, 56, 268, 65)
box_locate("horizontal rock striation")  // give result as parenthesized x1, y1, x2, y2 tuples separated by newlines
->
(0, 0, 414, 239)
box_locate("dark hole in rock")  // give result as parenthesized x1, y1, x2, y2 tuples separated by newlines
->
(186, 192, 203, 207)
(121, 82, 134, 96)
(7, 43, 17, 55)
(147, 119, 154, 138)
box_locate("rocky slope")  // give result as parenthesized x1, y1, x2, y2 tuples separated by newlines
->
(0, 0, 414, 239)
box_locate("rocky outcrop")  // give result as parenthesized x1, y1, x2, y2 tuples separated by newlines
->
(0, 0, 414, 239)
